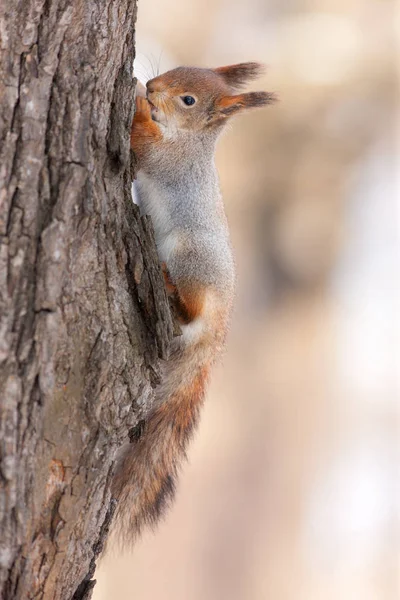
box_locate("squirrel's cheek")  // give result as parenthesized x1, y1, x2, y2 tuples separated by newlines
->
(151, 109, 167, 125)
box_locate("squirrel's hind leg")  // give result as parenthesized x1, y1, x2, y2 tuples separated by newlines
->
(161, 262, 206, 325)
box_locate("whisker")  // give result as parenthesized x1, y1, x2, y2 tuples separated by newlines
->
(149, 53, 158, 79)
(134, 67, 149, 85)
(135, 54, 153, 83)
(157, 49, 164, 77)
(161, 96, 171, 130)
(143, 56, 155, 81)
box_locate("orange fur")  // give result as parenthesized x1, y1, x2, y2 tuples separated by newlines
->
(112, 364, 210, 539)
(130, 96, 162, 162)
(174, 282, 206, 323)
(217, 92, 276, 118)
(161, 262, 176, 295)
(162, 263, 206, 324)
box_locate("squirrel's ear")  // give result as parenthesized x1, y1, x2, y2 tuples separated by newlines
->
(217, 92, 277, 117)
(214, 63, 265, 89)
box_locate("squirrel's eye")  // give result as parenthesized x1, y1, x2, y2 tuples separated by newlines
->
(181, 95, 196, 106)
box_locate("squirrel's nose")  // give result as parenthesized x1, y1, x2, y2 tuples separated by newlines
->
(146, 81, 157, 94)
(147, 78, 164, 94)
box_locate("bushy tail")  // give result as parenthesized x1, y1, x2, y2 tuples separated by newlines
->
(111, 350, 210, 543)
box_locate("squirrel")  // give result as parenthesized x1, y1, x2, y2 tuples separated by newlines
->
(111, 63, 275, 541)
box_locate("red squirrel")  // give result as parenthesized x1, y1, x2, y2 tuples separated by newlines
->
(112, 63, 275, 541)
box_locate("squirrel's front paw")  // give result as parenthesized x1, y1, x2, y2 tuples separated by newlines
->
(135, 96, 152, 121)
(131, 95, 162, 158)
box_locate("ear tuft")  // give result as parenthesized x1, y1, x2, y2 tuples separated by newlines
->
(242, 91, 278, 108)
(217, 91, 277, 118)
(214, 62, 266, 90)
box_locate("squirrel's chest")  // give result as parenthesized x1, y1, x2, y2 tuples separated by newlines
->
(133, 170, 228, 268)
(134, 170, 212, 232)
(134, 175, 172, 230)
(133, 176, 179, 263)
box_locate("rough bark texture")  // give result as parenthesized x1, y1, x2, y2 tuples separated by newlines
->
(0, 1, 174, 598)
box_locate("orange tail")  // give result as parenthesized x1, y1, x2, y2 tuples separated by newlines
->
(112, 360, 210, 541)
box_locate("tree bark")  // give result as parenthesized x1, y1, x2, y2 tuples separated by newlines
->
(0, 1, 174, 598)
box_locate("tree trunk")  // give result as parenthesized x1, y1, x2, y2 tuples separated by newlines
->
(0, 1, 174, 598)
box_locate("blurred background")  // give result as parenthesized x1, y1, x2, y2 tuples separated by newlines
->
(94, 1, 399, 598)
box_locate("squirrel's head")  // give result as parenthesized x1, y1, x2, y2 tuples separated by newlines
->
(146, 63, 276, 133)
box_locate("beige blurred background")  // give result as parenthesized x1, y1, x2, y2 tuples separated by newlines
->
(94, 1, 399, 598)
